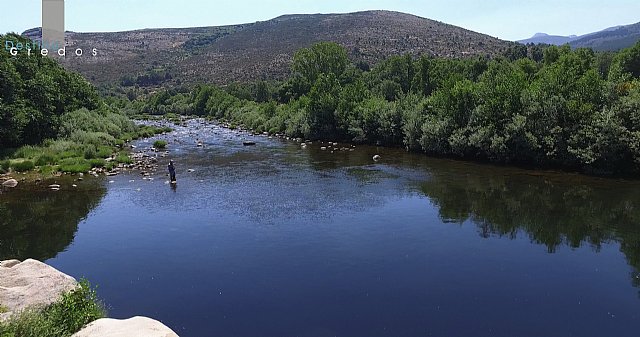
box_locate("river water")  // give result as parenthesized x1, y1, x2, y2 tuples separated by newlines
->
(1, 119, 639, 337)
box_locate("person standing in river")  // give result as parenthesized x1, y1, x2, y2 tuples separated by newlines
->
(168, 160, 176, 183)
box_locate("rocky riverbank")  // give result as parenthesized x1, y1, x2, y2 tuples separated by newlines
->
(0, 146, 167, 191)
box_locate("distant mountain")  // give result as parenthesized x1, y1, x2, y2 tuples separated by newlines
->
(21, 10, 512, 86)
(518, 33, 577, 45)
(518, 22, 640, 51)
(570, 22, 640, 51)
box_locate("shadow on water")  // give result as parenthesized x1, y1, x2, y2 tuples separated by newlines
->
(417, 161, 640, 292)
(276, 132, 640, 294)
(0, 177, 106, 261)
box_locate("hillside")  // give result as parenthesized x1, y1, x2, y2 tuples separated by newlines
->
(31, 10, 511, 86)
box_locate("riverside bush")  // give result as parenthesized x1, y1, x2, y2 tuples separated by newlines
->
(58, 158, 92, 173)
(11, 160, 35, 172)
(153, 140, 167, 149)
(0, 280, 106, 337)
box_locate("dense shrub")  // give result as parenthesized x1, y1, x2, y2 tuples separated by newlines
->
(11, 160, 35, 172)
(58, 158, 92, 173)
(153, 140, 167, 149)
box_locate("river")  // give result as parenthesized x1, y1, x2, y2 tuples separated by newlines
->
(1, 119, 639, 337)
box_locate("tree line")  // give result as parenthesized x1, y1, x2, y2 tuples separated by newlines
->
(141, 40, 640, 175)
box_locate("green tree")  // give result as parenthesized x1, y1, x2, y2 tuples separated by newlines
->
(614, 41, 640, 78)
(291, 42, 349, 96)
(306, 73, 342, 139)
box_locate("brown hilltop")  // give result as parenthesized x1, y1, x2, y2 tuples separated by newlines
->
(51, 10, 512, 86)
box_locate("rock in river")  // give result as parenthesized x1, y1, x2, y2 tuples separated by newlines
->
(2, 179, 18, 188)
(373, 155, 381, 161)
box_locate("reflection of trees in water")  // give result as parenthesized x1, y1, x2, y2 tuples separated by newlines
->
(0, 182, 106, 261)
(420, 171, 640, 290)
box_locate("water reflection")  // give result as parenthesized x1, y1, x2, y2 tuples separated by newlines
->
(419, 166, 640, 291)
(0, 178, 106, 260)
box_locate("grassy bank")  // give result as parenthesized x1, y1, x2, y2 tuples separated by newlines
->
(0, 280, 105, 337)
(0, 108, 171, 176)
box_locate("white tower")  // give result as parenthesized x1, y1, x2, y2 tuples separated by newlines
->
(42, 0, 65, 51)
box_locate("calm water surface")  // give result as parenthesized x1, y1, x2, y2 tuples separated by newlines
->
(1, 120, 639, 337)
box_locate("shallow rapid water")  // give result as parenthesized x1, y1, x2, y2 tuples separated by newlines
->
(2, 119, 639, 337)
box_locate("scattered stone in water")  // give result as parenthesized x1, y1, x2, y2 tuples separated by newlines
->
(109, 181, 115, 184)
(2, 179, 18, 188)
(72, 184, 77, 188)
(321, 147, 327, 151)
(48, 184, 61, 189)
(373, 155, 381, 161)
(188, 169, 195, 173)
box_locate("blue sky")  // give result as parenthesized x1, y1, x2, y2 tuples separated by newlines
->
(2, 0, 639, 41)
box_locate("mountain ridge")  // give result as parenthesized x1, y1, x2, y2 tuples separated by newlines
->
(20, 10, 513, 87)
(519, 22, 640, 50)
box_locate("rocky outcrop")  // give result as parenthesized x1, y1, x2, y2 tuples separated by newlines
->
(0, 259, 78, 321)
(71, 317, 179, 337)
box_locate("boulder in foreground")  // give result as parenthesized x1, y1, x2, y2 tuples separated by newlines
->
(0, 259, 77, 321)
(71, 316, 179, 337)
(1, 259, 179, 336)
